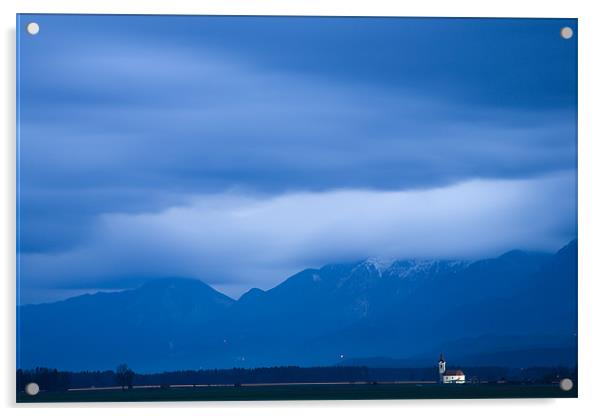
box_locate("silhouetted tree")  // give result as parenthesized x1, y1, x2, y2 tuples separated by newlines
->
(115, 364, 134, 390)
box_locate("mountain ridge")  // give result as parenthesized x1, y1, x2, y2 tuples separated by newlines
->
(18, 239, 577, 372)
(21, 241, 570, 308)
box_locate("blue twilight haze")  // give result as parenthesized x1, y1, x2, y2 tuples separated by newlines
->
(17, 15, 577, 304)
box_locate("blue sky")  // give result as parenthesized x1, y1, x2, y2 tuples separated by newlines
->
(17, 15, 577, 303)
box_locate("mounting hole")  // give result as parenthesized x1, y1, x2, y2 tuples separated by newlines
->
(560, 27, 573, 40)
(26, 22, 40, 36)
(25, 382, 40, 396)
(559, 378, 574, 391)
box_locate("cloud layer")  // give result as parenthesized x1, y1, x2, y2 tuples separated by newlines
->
(21, 172, 576, 301)
(17, 16, 577, 303)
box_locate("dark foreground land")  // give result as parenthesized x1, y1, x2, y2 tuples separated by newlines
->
(17, 382, 577, 403)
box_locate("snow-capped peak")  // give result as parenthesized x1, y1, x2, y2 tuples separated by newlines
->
(363, 257, 396, 275)
(387, 259, 470, 279)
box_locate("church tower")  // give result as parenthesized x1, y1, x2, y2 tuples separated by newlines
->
(438, 353, 446, 383)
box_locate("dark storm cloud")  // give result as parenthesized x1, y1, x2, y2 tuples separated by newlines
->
(17, 15, 577, 302)
(20, 172, 576, 303)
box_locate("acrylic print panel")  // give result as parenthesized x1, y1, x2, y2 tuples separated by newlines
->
(16, 14, 578, 402)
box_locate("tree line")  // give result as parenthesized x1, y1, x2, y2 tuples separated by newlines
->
(17, 364, 577, 392)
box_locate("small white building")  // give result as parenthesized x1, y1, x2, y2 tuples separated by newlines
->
(442, 369, 466, 384)
(438, 353, 466, 384)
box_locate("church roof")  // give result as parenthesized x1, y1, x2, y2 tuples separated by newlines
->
(444, 370, 465, 376)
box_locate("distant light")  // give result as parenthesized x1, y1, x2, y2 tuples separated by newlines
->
(340, 354, 344, 359)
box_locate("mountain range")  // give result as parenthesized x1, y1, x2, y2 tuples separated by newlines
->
(18, 240, 577, 372)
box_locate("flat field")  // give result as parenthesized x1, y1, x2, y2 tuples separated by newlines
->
(17, 382, 577, 402)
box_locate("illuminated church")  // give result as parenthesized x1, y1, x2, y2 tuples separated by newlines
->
(438, 353, 466, 384)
